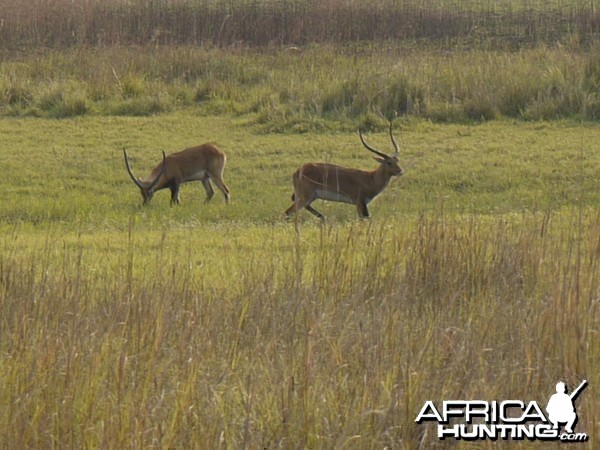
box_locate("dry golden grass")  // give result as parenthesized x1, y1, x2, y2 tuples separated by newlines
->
(1, 209, 598, 448)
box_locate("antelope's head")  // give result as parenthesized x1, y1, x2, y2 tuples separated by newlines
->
(358, 122, 404, 177)
(123, 149, 167, 205)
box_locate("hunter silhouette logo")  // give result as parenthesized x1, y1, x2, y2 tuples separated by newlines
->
(415, 379, 589, 442)
(547, 380, 587, 434)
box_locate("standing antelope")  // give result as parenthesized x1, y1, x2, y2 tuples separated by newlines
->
(285, 123, 403, 220)
(124, 143, 230, 206)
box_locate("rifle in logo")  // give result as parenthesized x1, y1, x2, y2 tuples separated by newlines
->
(415, 379, 589, 442)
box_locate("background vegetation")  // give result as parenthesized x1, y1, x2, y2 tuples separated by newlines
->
(0, 0, 598, 49)
(0, 0, 599, 126)
(0, 0, 599, 448)
(2, 45, 600, 126)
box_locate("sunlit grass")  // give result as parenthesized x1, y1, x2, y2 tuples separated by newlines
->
(0, 115, 598, 231)
(1, 207, 598, 448)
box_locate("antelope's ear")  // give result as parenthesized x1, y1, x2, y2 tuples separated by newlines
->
(373, 157, 385, 164)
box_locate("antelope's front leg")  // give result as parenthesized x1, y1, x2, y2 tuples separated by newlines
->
(170, 185, 181, 205)
(285, 193, 299, 217)
(357, 200, 370, 219)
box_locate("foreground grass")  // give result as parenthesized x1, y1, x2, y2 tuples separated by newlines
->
(0, 115, 598, 448)
(0, 211, 598, 448)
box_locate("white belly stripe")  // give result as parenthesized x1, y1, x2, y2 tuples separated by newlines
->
(184, 170, 207, 182)
(315, 189, 354, 204)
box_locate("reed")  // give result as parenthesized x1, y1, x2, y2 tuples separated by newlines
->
(0, 0, 597, 50)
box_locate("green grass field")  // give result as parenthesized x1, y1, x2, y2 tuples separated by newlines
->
(0, 111, 598, 448)
(1, 114, 598, 226)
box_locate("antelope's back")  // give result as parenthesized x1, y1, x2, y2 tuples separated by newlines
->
(172, 143, 226, 173)
(296, 162, 365, 185)
(172, 143, 225, 161)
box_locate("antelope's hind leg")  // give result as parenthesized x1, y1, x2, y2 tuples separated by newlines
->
(201, 178, 215, 203)
(210, 176, 230, 204)
(285, 194, 325, 222)
(285, 206, 294, 217)
(305, 203, 325, 221)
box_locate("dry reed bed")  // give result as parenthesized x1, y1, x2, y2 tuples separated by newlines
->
(0, 0, 598, 50)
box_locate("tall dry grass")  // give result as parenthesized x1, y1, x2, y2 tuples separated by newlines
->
(1, 45, 600, 122)
(0, 211, 598, 448)
(0, 0, 597, 50)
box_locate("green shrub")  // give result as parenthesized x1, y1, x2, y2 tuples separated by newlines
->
(582, 93, 600, 120)
(499, 83, 535, 118)
(54, 96, 89, 118)
(120, 74, 146, 99)
(321, 77, 362, 116)
(193, 81, 212, 103)
(35, 84, 89, 118)
(463, 97, 497, 121)
(377, 74, 424, 118)
(0, 45, 599, 124)
(583, 51, 600, 91)
(3, 85, 33, 107)
(425, 101, 463, 123)
(108, 97, 169, 116)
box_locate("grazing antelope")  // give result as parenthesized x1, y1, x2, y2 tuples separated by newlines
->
(124, 143, 230, 205)
(285, 123, 403, 220)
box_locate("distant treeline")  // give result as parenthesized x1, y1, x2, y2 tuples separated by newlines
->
(0, 0, 598, 49)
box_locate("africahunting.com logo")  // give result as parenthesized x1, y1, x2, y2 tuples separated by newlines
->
(415, 380, 588, 442)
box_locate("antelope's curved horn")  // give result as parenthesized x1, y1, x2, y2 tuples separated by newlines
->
(148, 150, 166, 191)
(123, 149, 145, 189)
(389, 122, 399, 156)
(358, 129, 389, 159)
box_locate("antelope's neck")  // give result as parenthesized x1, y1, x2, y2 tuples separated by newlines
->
(371, 167, 392, 192)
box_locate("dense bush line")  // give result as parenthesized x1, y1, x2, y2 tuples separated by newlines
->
(0, 0, 598, 50)
(1, 46, 599, 126)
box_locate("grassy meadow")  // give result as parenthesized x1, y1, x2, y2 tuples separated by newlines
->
(1, 0, 600, 449)
(0, 114, 599, 448)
